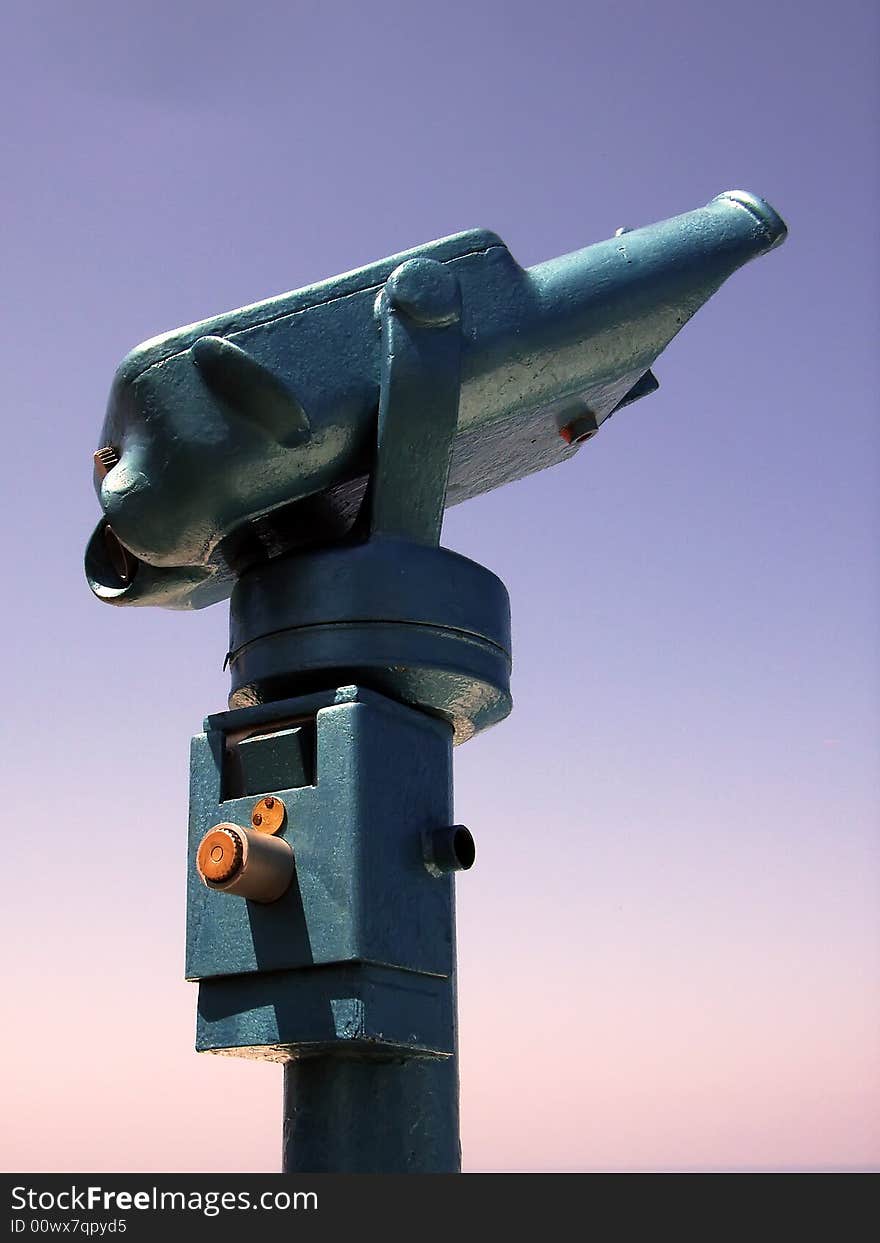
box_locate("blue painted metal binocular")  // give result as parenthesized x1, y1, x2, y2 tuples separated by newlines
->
(85, 190, 787, 613)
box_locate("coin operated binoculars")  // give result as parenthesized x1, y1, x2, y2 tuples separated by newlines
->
(85, 191, 786, 1172)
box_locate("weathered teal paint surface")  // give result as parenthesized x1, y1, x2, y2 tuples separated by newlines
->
(188, 688, 456, 988)
(226, 538, 512, 742)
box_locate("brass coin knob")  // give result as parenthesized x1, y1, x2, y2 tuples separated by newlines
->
(195, 821, 294, 903)
(197, 826, 243, 884)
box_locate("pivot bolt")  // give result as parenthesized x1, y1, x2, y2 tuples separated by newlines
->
(559, 412, 599, 446)
(384, 257, 461, 327)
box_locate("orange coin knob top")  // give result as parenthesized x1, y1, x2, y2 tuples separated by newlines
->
(251, 795, 286, 834)
(197, 827, 244, 884)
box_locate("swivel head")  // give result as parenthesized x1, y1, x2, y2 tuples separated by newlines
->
(85, 191, 786, 612)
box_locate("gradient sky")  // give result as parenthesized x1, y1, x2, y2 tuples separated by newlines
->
(1, 0, 877, 1173)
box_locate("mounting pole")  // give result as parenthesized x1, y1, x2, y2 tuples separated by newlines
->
(282, 1026, 461, 1172)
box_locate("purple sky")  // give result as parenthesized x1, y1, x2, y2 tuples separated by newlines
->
(1, 1, 877, 1172)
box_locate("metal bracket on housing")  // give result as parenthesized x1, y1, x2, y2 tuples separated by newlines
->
(371, 257, 463, 547)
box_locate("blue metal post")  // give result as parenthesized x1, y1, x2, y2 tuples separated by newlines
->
(282, 1055, 460, 1173)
